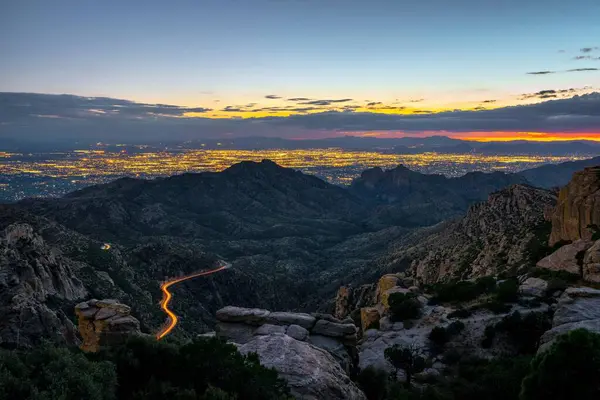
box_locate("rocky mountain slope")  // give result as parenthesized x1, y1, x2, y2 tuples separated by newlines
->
(518, 156, 600, 189)
(351, 164, 527, 227)
(549, 166, 600, 246)
(381, 185, 557, 284)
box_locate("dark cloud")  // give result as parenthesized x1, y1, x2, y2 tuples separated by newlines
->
(474, 106, 486, 111)
(567, 68, 599, 72)
(581, 47, 599, 53)
(287, 97, 311, 101)
(519, 88, 583, 100)
(409, 99, 425, 103)
(265, 95, 281, 99)
(299, 98, 353, 105)
(527, 68, 598, 75)
(483, 100, 497, 103)
(2, 92, 599, 142)
(222, 106, 245, 112)
(367, 102, 382, 106)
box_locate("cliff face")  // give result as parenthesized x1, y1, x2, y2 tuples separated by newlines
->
(0, 223, 88, 347)
(549, 166, 600, 246)
(383, 185, 557, 284)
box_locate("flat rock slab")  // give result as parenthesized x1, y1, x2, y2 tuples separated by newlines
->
(216, 306, 271, 325)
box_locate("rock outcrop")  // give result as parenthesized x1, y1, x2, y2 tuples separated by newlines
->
(216, 306, 358, 373)
(0, 223, 87, 348)
(549, 166, 600, 246)
(539, 287, 600, 352)
(390, 185, 557, 284)
(237, 334, 366, 400)
(583, 240, 600, 283)
(536, 240, 593, 275)
(76, 299, 141, 352)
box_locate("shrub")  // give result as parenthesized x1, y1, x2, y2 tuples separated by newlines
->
(356, 367, 389, 400)
(448, 308, 472, 319)
(429, 327, 450, 347)
(520, 329, 600, 400)
(90, 336, 291, 400)
(442, 349, 462, 365)
(481, 300, 512, 314)
(447, 321, 465, 335)
(475, 276, 497, 293)
(384, 344, 426, 389)
(482, 325, 496, 348)
(495, 279, 519, 303)
(0, 343, 116, 400)
(495, 311, 551, 354)
(530, 268, 579, 283)
(388, 293, 422, 322)
(366, 320, 380, 331)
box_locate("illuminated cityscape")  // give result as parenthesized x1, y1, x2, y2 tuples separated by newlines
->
(0, 147, 589, 202)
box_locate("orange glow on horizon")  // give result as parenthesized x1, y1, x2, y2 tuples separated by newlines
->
(451, 132, 600, 142)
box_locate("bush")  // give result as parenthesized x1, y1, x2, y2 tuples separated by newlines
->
(545, 278, 568, 295)
(0, 343, 116, 400)
(530, 268, 579, 283)
(429, 327, 450, 347)
(495, 279, 519, 303)
(442, 349, 462, 365)
(520, 329, 600, 400)
(384, 345, 426, 389)
(480, 300, 512, 314)
(448, 308, 472, 319)
(482, 325, 496, 348)
(366, 320, 380, 331)
(388, 293, 422, 322)
(447, 321, 465, 335)
(495, 311, 551, 355)
(356, 367, 389, 400)
(90, 336, 292, 400)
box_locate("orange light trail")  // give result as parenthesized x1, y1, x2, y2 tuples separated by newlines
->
(156, 265, 228, 340)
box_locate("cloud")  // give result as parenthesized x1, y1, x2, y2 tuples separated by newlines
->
(527, 71, 556, 75)
(581, 47, 599, 53)
(299, 98, 353, 105)
(287, 97, 311, 101)
(2, 92, 600, 142)
(409, 98, 425, 103)
(527, 68, 599, 75)
(366, 102, 382, 106)
(482, 100, 497, 103)
(567, 68, 599, 72)
(265, 95, 281, 99)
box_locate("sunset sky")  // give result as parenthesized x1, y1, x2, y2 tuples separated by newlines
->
(1, 0, 599, 142)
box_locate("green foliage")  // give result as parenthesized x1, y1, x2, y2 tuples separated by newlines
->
(495, 279, 519, 303)
(0, 343, 116, 400)
(356, 366, 389, 400)
(430, 277, 504, 305)
(429, 322, 465, 349)
(495, 312, 551, 355)
(588, 224, 600, 241)
(388, 293, 422, 322)
(442, 349, 462, 365)
(384, 345, 426, 389)
(480, 300, 512, 314)
(520, 329, 600, 400)
(481, 325, 496, 348)
(447, 308, 472, 319)
(530, 268, 579, 283)
(545, 278, 568, 295)
(91, 336, 291, 400)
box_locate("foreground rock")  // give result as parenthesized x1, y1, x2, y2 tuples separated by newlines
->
(549, 166, 600, 246)
(216, 306, 358, 372)
(238, 334, 366, 400)
(536, 240, 593, 275)
(76, 299, 141, 352)
(539, 287, 600, 352)
(0, 223, 87, 348)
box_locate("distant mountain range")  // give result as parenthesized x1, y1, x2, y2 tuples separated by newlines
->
(2, 156, 599, 346)
(2, 134, 599, 155)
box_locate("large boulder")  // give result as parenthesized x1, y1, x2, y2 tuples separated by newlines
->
(376, 274, 401, 308)
(539, 287, 600, 352)
(312, 319, 357, 338)
(238, 334, 366, 400)
(549, 166, 600, 246)
(583, 240, 600, 283)
(536, 240, 593, 275)
(360, 307, 381, 332)
(266, 311, 316, 330)
(519, 277, 549, 298)
(76, 299, 141, 352)
(215, 306, 271, 325)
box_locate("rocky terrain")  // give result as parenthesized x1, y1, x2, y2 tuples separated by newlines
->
(351, 164, 527, 227)
(380, 185, 557, 284)
(549, 166, 600, 246)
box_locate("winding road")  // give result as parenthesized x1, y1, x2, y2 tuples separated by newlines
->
(156, 263, 229, 340)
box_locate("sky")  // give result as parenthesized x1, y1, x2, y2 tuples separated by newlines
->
(1, 0, 600, 142)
